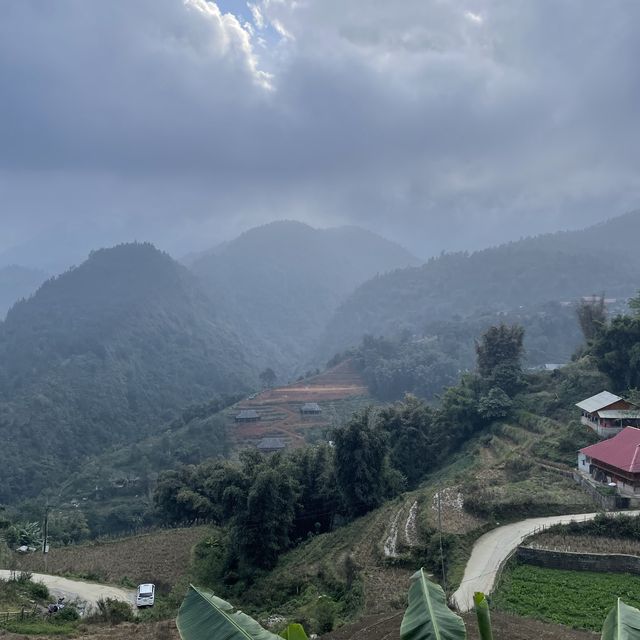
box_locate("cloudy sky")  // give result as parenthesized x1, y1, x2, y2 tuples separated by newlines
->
(1, 0, 639, 269)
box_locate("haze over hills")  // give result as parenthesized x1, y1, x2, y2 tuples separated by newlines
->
(0, 265, 47, 319)
(320, 210, 640, 358)
(190, 221, 419, 375)
(0, 242, 254, 502)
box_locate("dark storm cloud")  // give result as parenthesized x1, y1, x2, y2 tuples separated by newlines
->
(1, 0, 639, 266)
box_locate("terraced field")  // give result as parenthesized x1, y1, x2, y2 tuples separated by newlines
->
(228, 360, 372, 450)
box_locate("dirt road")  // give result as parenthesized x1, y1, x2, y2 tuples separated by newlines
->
(0, 569, 136, 613)
(451, 510, 640, 612)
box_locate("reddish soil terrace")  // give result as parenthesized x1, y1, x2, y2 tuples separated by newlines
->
(230, 360, 370, 449)
(253, 360, 368, 403)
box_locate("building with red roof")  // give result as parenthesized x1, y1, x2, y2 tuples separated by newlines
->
(578, 427, 640, 495)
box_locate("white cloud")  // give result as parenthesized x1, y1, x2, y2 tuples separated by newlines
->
(1, 0, 640, 264)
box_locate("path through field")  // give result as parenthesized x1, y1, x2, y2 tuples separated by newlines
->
(451, 509, 640, 612)
(0, 569, 135, 613)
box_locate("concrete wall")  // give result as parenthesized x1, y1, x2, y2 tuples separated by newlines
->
(517, 546, 640, 574)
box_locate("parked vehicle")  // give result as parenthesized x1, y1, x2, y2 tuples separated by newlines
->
(136, 583, 155, 608)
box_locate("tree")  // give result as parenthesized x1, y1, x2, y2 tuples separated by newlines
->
(478, 387, 512, 421)
(475, 324, 524, 378)
(630, 291, 640, 317)
(589, 315, 640, 391)
(333, 409, 389, 517)
(576, 294, 607, 342)
(236, 465, 300, 569)
(259, 367, 277, 389)
(378, 395, 435, 487)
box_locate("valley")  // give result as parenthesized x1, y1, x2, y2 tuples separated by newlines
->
(1, 216, 640, 639)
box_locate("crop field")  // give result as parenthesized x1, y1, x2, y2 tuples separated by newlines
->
(526, 532, 640, 556)
(228, 359, 372, 450)
(493, 563, 640, 630)
(13, 526, 209, 590)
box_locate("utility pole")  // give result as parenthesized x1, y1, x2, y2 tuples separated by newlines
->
(437, 486, 447, 594)
(43, 501, 50, 572)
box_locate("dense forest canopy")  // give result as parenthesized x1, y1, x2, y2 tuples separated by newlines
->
(189, 221, 419, 376)
(0, 243, 254, 502)
(319, 210, 640, 359)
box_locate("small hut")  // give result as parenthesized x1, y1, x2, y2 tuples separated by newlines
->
(300, 402, 322, 416)
(257, 437, 286, 453)
(235, 409, 260, 423)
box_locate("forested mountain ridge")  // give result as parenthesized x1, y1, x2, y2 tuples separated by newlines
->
(321, 210, 640, 357)
(0, 243, 254, 502)
(190, 221, 419, 375)
(0, 264, 47, 319)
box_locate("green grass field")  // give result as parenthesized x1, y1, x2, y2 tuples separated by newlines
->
(493, 563, 640, 631)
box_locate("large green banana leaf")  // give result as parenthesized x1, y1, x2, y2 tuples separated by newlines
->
(280, 622, 309, 640)
(400, 568, 467, 640)
(176, 584, 283, 640)
(601, 598, 640, 640)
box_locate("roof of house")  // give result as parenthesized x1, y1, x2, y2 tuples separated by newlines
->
(236, 409, 259, 419)
(576, 391, 623, 413)
(301, 402, 321, 411)
(580, 427, 640, 473)
(598, 410, 640, 419)
(257, 437, 286, 450)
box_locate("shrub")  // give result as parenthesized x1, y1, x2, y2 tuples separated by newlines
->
(27, 580, 49, 600)
(55, 605, 80, 622)
(90, 598, 134, 625)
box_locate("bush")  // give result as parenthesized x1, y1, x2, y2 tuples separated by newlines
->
(27, 580, 49, 600)
(90, 598, 133, 625)
(56, 605, 80, 622)
(314, 596, 336, 633)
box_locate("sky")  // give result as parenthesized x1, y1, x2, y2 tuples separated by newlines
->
(1, 0, 639, 270)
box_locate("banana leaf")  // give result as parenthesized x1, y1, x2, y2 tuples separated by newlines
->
(280, 622, 309, 640)
(473, 593, 493, 640)
(601, 598, 640, 640)
(176, 584, 282, 640)
(400, 568, 467, 640)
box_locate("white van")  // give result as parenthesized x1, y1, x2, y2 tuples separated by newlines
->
(136, 583, 155, 608)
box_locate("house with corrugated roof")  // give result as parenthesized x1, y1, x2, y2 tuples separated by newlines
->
(300, 402, 322, 415)
(576, 391, 640, 438)
(235, 409, 260, 423)
(256, 437, 286, 453)
(578, 427, 640, 495)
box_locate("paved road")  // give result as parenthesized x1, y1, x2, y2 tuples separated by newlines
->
(0, 569, 136, 613)
(450, 510, 640, 612)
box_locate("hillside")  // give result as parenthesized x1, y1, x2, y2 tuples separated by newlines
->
(190, 221, 419, 375)
(0, 264, 46, 318)
(0, 243, 254, 503)
(321, 210, 640, 357)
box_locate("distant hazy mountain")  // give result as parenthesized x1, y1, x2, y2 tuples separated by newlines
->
(190, 221, 419, 374)
(320, 210, 640, 356)
(0, 243, 253, 502)
(0, 265, 47, 318)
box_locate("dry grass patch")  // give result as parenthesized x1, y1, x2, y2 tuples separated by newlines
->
(13, 527, 209, 589)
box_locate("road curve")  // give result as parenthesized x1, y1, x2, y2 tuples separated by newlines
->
(450, 510, 640, 612)
(0, 569, 136, 613)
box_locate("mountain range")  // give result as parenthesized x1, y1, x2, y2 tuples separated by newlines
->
(2, 212, 640, 503)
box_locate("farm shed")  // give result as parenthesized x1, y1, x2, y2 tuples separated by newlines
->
(235, 409, 260, 423)
(576, 391, 640, 438)
(300, 402, 322, 415)
(256, 437, 286, 453)
(578, 427, 640, 495)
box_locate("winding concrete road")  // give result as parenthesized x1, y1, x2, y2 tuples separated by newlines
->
(451, 510, 640, 612)
(0, 569, 136, 613)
